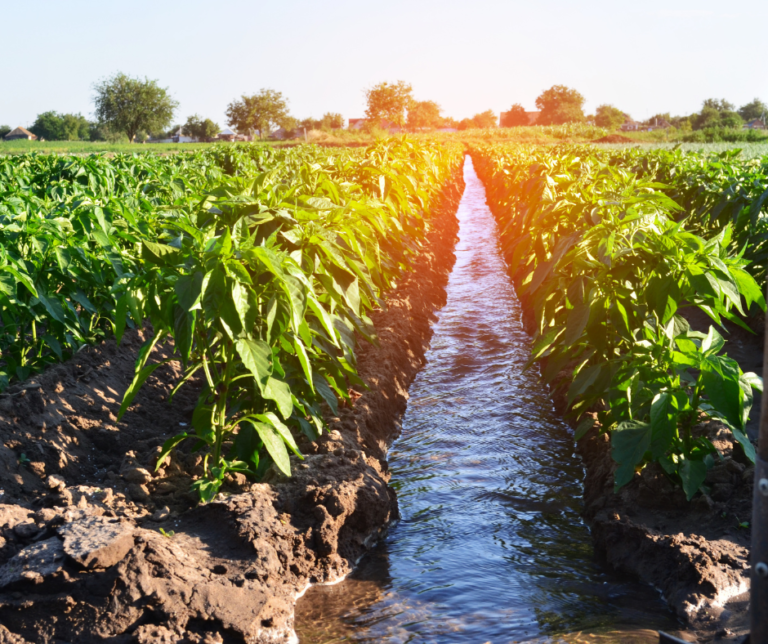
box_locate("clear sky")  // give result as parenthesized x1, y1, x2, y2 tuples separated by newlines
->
(2, 0, 766, 129)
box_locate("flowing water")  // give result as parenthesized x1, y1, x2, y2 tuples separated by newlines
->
(295, 157, 683, 643)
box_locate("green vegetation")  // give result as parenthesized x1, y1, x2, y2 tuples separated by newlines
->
(471, 142, 767, 498)
(0, 139, 462, 501)
(0, 139, 295, 155)
(29, 111, 92, 142)
(535, 85, 586, 125)
(93, 72, 178, 143)
(225, 89, 292, 139)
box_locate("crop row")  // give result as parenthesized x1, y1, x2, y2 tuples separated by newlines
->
(470, 142, 766, 499)
(0, 140, 463, 499)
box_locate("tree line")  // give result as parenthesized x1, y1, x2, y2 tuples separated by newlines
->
(0, 73, 502, 144)
(4, 73, 763, 143)
(500, 85, 767, 131)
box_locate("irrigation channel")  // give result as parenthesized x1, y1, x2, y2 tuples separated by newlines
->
(295, 157, 683, 643)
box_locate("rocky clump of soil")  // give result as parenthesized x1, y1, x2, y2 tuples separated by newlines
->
(0, 169, 464, 644)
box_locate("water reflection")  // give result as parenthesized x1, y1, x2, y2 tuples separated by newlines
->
(296, 157, 683, 643)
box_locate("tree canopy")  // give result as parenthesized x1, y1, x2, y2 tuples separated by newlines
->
(500, 104, 529, 127)
(407, 100, 442, 130)
(0, 126, 10, 139)
(458, 110, 498, 130)
(738, 98, 767, 122)
(321, 112, 344, 129)
(364, 81, 413, 129)
(184, 114, 220, 141)
(29, 111, 90, 141)
(226, 89, 291, 138)
(694, 99, 744, 130)
(535, 85, 585, 125)
(594, 104, 626, 130)
(93, 72, 178, 143)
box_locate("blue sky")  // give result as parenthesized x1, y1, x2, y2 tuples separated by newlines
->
(2, 0, 766, 129)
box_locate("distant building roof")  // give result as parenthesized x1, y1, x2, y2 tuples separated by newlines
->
(4, 126, 37, 141)
(219, 128, 236, 136)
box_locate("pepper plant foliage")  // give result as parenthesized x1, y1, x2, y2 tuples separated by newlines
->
(471, 143, 765, 499)
(116, 138, 461, 501)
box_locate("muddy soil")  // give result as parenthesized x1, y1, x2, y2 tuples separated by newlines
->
(539, 307, 763, 642)
(0, 169, 464, 644)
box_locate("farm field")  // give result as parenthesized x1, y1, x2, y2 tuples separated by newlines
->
(0, 139, 293, 155)
(0, 137, 766, 643)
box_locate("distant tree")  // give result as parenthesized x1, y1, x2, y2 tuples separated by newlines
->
(694, 106, 722, 130)
(280, 116, 299, 136)
(299, 117, 321, 131)
(93, 73, 177, 143)
(535, 85, 585, 125)
(702, 98, 735, 112)
(29, 111, 90, 141)
(0, 125, 10, 139)
(738, 98, 767, 122)
(594, 104, 627, 130)
(500, 103, 529, 127)
(719, 110, 744, 129)
(226, 89, 291, 138)
(364, 80, 413, 129)
(457, 110, 498, 130)
(184, 114, 220, 141)
(407, 100, 442, 130)
(320, 112, 344, 129)
(472, 110, 498, 129)
(441, 116, 460, 129)
(29, 111, 62, 140)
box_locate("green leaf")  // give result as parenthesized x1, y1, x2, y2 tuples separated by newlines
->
(256, 412, 302, 458)
(574, 416, 595, 440)
(142, 241, 180, 266)
(293, 338, 314, 392)
(36, 291, 66, 324)
(173, 305, 195, 363)
(264, 377, 294, 419)
(115, 294, 128, 345)
(192, 404, 215, 443)
(235, 338, 273, 395)
(731, 426, 756, 463)
(313, 373, 339, 415)
(192, 478, 222, 503)
(741, 371, 763, 393)
(117, 358, 171, 421)
(252, 420, 291, 476)
(679, 457, 707, 500)
(700, 356, 744, 429)
(611, 420, 651, 490)
(175, 271, 205, 312)
(564, 302, 590, 346)
(701, 326, 725, 355)
(155, 432, 189, 472)
(730, 267, 765, 311)
(202, 267, 227, 317)
(650, 392, 677, 459)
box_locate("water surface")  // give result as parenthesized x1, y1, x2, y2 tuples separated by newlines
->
(296, 156, 682, 643)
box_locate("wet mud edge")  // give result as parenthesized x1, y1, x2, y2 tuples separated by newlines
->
(0, 167, 464, 644)
(525, 306, 760, 642)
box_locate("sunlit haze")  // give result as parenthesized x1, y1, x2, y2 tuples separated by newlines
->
(2, 0, 766, 128)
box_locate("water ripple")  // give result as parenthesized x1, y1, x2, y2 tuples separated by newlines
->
(296, 156, 680, 643)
